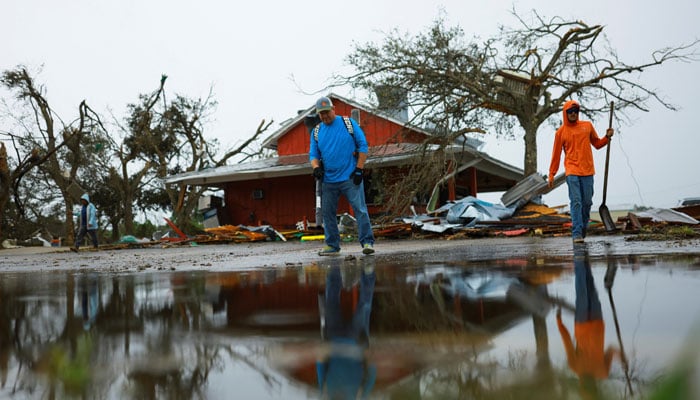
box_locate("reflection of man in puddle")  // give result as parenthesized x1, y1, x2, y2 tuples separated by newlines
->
(80, 274, 100, 330)
(556, 246, 620, 397)
(317, 258, 377, 399)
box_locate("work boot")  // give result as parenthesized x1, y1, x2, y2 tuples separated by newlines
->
(318, 246, 340, 256)
(573, 236, 584, 244)
(70, 247, 78, 253)
(362, 243, 375, 255)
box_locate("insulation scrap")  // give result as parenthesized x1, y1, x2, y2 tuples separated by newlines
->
(204, 225, 268, 242)
(514, 203, 560, 218)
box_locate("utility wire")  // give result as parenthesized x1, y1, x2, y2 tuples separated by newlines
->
(615, 130, 646, 206)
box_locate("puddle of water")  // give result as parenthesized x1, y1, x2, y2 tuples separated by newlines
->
(0, 250, 698, 399)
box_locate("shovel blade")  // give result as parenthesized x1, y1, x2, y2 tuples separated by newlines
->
(599, 204, 617, 232)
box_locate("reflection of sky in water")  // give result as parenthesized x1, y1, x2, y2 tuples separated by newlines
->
(132, 275, 175, 310)
(207, 341, 311, 400)
(594, 266, 700, 358)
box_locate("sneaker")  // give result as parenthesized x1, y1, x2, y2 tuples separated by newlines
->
(318, 246, 340, 256)
(573, 236, 584, 243)
(362, 243, 375, 255)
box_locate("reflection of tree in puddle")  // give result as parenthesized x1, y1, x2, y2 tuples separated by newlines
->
(124, 272, 280, 399)
(384, 258, 568, 399)
(1, 272, 281, 399)
(1, 254, 697, 398)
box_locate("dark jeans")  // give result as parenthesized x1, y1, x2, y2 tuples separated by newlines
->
(321, 179, 374, 250)
(566, 175, 594, 238)
(76, 226, 99, 249)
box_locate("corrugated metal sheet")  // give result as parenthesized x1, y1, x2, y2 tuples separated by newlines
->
(164, 143, 523, 187)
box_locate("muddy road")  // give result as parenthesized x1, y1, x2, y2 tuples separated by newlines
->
(2, 235, 699, 272)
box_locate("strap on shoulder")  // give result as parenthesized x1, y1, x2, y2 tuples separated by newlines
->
(314, 117, 358, 157)
(342, 116, 354, 135)
(313, 123, 320, 142)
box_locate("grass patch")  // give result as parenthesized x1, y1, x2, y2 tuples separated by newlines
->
(626, 225, 700, 241)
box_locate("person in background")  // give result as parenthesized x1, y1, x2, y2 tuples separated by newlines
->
(71, 193, 99, 252)
(309, 96, 375, 256)
(548, 100, 613, 243)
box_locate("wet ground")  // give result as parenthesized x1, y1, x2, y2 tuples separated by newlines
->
(0, 235, 699, 399)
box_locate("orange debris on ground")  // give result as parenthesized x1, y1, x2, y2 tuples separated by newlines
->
(514, 203, 561, 218)
(203, 225, 268, 242)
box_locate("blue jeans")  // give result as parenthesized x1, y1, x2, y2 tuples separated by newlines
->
(566, 175, 594, 238)
(75, 226, 99, 249)
(321, 179, 375, 250)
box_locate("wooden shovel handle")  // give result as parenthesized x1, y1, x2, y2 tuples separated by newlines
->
(602, 102, 614, 205)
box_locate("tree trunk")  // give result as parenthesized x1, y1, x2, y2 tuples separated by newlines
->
(110, 218, 120, 242)
(124, 192, 135, 235)
(0, 187, 7, 239)
(0, 143, 7, 239)
(0, 195, 7, 239)
(523, 125, 539, 177)
(65, 197, 76, 245)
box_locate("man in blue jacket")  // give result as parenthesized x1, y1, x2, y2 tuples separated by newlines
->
(309, 96, 375, 256)
(71, 193, 99, 252)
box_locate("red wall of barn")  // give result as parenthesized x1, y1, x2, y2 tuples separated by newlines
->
(224, 175, 350, 228)
(276, 99, 426, 156)
(224, 98, 428, 228)
(277, 124, 311, 156)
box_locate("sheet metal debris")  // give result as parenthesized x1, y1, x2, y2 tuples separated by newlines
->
(633, 208, 699, 225)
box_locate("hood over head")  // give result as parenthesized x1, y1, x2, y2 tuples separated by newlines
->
(80, 193, 90, 202)
(562, 100, 580, 125)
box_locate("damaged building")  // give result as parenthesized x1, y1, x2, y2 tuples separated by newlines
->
(164, 94, 525, 229)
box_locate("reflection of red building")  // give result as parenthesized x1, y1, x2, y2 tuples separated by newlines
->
(208, 269, 359, 332)
(205, 266, 552, 394)
(220, 278, 320, 331)
(206, 266, 540, 335)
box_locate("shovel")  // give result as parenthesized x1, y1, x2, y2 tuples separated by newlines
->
(599, 102, 617, 232)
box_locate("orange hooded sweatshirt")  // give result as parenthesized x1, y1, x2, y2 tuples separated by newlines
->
(549, 100, 609, 182)
(557, 316, 615, 379)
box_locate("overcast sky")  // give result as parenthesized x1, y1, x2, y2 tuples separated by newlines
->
(3, 0, 699, 209)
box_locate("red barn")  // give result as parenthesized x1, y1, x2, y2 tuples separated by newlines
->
(165, 94, 523, 229)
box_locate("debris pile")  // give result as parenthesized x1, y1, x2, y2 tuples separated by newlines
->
(3, 173, 697, 251)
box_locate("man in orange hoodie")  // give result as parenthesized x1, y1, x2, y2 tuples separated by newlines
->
(548, 100, 614, 242)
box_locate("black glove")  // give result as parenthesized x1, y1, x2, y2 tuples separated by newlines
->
(352, 167, 363, 185)
(313, 166, 324, 180)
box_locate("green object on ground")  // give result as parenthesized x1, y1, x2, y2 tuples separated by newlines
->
(118, 235, 138, 243)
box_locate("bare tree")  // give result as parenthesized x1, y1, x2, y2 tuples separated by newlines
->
(337, 10, 699, 177)
(123, 76, 273, 234)
(1, 67, 104, 242)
